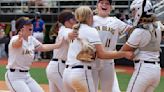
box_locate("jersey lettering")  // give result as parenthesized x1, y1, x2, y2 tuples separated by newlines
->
(95, 26, 114, 34)
(22, 49, 32, 55)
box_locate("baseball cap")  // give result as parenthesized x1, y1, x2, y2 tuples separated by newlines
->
(98, 0, 112, 4)
(16, 17, 32, 31)
(35, 12, 41, 18)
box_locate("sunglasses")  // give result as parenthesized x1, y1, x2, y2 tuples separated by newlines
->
(28, 28, 33, 31)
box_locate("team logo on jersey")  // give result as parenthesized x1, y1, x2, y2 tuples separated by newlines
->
(22, 49, 33, 55)
(95, 26, 114, 34)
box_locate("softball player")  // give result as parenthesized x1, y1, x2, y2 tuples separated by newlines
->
(121, 0, 161, 92)
(63, 6, 134, 92)
(92, 0, 132, 92)
(5, 17, 63, 92)
(46, 10, 77, 92)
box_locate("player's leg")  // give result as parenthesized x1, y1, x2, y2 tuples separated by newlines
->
(63, 68, 75, 92)
(63, 66, 95, 92)
(27, 77, 44, 92)
(112, 68, 121, 92)
(5, 72, 31, 92)
(92, 68, 99, 92)
(100, 61, 115, 92)
(46, 61, 65, 92)
(92, 60, 101, 92)
(145, 65, 161, 92)
(127, 63, 161, 92)
(48, 80, 60, 92)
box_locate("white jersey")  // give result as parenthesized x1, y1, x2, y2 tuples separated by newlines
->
(66, 24, 101, 66)
(93, 15, 129, 51)
(126, 23, 161, 61)
(52, 26, 72, 61)
(6, 35, 41, 70)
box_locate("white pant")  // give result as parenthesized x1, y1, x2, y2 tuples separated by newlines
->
(46, 60, 66, 92)
(92, 59, 121, 92)
(63, 65, 95, 92)
(33, 32, 44, 43)
(5, 70, 44, 92)
(126, 61, 161, 92)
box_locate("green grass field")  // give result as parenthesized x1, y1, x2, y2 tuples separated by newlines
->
(0, 65, 164, 92)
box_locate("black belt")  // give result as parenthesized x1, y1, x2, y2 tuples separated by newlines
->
(66, 65, 92, 70)
(52, 58, 66, 64)
(134, 60, 160, 64)
(10, 69, 28, 72)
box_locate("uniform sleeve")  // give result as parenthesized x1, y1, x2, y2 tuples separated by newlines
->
(126, 28, 151, 48)
(8, 35, 18, 48)
(62, 28, 73, 40)
(113, 17, 130, 34)
(86, 28, 102, 45)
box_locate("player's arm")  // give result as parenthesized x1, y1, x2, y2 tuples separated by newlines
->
(120, 42, 136, 51)
(36, 37, 63, 51)
(12, 32, 23, 48)
(95, 44, 134, 60)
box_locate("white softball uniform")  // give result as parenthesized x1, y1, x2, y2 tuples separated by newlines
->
(126, 23, 161, 92)
(92, 15, 130, 92)
(5, 35, 44, 92)
(63, 24, 101, 92)
(46, 26, 72, 92)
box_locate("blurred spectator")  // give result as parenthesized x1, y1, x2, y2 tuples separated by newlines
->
(10, 18, 17, 38)
(32, 12, 46, 61)
(0, 23, 10, 57)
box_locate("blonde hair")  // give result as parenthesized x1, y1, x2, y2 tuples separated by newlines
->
(73, 6, 93, 32)
(75, 6, 92, 24)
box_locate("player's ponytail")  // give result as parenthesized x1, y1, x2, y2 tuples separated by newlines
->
(49, 21, 61, 36)
(75, 6, 93, 24)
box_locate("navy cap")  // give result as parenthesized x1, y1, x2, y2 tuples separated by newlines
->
(98, 0, 112, 4)
(35, 12, 41, 18)
(16, 17, 32, 31)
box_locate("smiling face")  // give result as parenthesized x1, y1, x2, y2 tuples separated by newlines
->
(97, 0, 111, 17)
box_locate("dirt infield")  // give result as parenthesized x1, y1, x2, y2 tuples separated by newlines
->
(1, 57, 164, 92)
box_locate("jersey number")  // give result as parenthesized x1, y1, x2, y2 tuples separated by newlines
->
(105, 39, 110, 47)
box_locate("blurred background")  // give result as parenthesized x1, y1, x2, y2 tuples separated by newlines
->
(0, 0, 164, 66)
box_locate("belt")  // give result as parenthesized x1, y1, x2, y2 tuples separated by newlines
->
(52, 58, 66, 64)
(9, 69, 28, 72)
(66, 65, 92, 70)
(134, 60, 160, 64)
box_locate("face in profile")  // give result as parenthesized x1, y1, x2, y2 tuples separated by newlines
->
(87, 13, 93, 26)
(22, 24, 33, 36)
(97, 0, 111, 17)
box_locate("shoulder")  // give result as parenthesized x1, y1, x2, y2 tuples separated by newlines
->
(11, 35, 18, 40)
(132, 28, 150, 37)
(59, 26, 72, 34)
